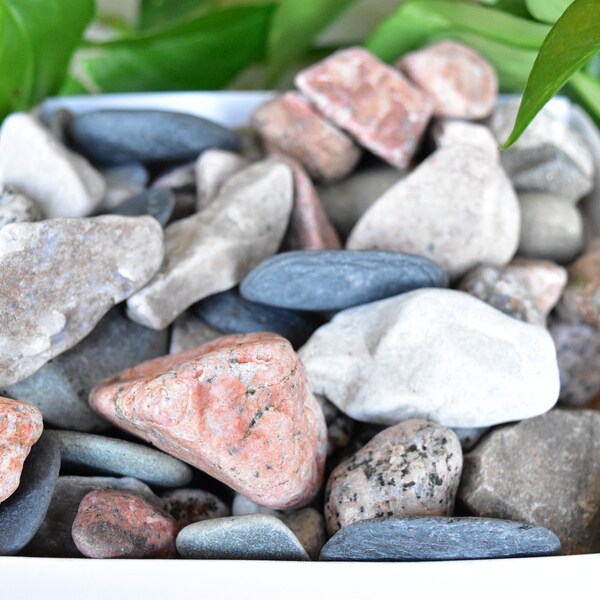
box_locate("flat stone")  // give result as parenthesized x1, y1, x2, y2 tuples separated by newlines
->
(194, 288, 323, 349)
(460, 409, 600, 554)
(195, 149, 248, 211)
(398, 41, 498, 119)
(1, 307, 168, 432)
(100, 163, 149, 210)
(251, 92, 361, 181)
(0, 433, 60, 555)
(48, 430, 193, 487)
(0, 186, 42, 229)
(0, 218, 164, 387)
(0, 397, 43, 503)
(161, 489, 230, 529)
(72, 489, 178, 558)
(299, 288, 559, 427)
(241, 250, 448, 311)
(112, 187, 175, 226)
(169, 312, 223, 354)
(0, 113, 105, 218)
(346, 146, 520, 280)
(68, 109, 239, 165)
(325, 420, 462, 534)
(176, 514, 309, 560)
(126, 161, 293, 329)
(90, 332, 327, 509)
(295, 48, 433, 169)
(319, 517, 561, 561)
(432, 119, 499, 159)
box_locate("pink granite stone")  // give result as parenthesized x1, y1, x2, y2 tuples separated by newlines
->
(89, 332, 327, 509)
(295, 47, 433, 168)
(398, 41, 498, 119)
(72, 489, 178, 558)
(251, 92, 361, 181)
(0, 396, 43, 503)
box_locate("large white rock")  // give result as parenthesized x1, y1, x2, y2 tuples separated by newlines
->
(299, 288, 559, 428)
(0, 113, 105, 218)
(346, 146, 520, 279)
(195, 149, 248, 211)
(127, 160, 293, 329)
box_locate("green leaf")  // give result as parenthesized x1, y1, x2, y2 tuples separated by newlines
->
(140, 0, 215, 30)
(501, 0, 600, 149)
(480, 0, 531, 19)
(267, 0, 357, 84)
(0, 0, 94, 119)
(570, 70, 600, 126)
(525, 0, 573, 23)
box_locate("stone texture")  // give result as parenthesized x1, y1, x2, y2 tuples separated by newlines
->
(0, 113, 105, 218)
(72, 489, 178, 558)
(169, 312, 223, 354)
(319, 517, 561, 561)
(316, 394, 355, 456)
(0, 217, 164, 387)
(251, 92, 361, 181)
(195, 149, 247, 211)
(112, 187, 175, 226)
(176, 514, 309, 560)
(398, 41, 498, 119)
(325, 420, 462, 534)
(100, 163, 149, 210)
(68, 109, 239, 165)
(346, 146, 520, 280)
(452, 428, 489, 452)
(90, 332, 327, 509)
(0, 397, 43, 503)
(126, 161, 293, 329)
(0, 186, 42, 229)
(161, 489, 230, 529)
(299, 288, 559, 427)
(241, 250, 448, 311)
(460, 409, 600, 554)
(432, 119, 499, 159)
(295, 47, 433, 169)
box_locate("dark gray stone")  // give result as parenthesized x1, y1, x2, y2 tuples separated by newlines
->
(112, 187, 175, 226)
(0, 433, 60, 555)
(1, 307, 168, 432)
(194, 288, 322, 348)
(47, 430, 193, 487)
(68, 110, 239, 165)
(240, 250, 448, 311)
(319, 517, 561, 561)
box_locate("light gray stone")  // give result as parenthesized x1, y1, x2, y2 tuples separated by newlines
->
(195, 149, 247, 211)
(432, 119, 499, 159)
(0, 186, 42, 229)
(169, 312, 223, 354)
(452, 427, 489, 452)
(100, 163, 149, 210)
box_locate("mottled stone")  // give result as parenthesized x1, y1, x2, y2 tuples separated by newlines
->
(68, 110, 239, 165)
(111, 187, 174, 226)
(0, 113, 105, 218)
(126, 161, 293, 329)
(346, 146, 520, 279)
(169, 312, 223, 354)
(241, 250, 448, 311)
(316, 394, 355, 456)
(299, 289, 559, 427)
(452, 428, 489, 452)
(161, 489, 230, 529)
(0, 397, 43, 503)
(195, 149, 247, 211)
(398, 41, 497, 119)
(432, 119, 499, 159)
(72, 489, 178, 558)
(0, 216, 163, 387)
(460, 409, 600, 554)
(90, 332, 327, 509)
(176, 514, 309, 560)
(251, 92, 361, 181)
(296, 48, 433, 168)
(319, 517, 561, 561)
(100, 163, 149, 210)
(0, 186, 42, 229)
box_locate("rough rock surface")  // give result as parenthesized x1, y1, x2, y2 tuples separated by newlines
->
(195, 149, 247, 211)
(0, 186, 42, 229)
(432, 119, 499, 159)
(161, 489, 230, 529)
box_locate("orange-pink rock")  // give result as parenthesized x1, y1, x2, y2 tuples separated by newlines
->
(0, 396, 43, 503)
(89, 332, 327, 509)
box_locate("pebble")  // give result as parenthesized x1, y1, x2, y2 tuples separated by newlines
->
(460, 409, 600, 554)
(161, 489, 230, 529)
(0, 433, 60, 555)
(299, 288, 559, 427)
(176, 514, 309, 560)
(251, 92, 361, 181)
(432, 119, 499, 159)
(319, 517, 561, 561)
(126, 161, 293, 330)
(0, 216, 163, 387)
(315, 394, 355, 456)
(194, 287, 322, 348)
(169, 312, 223, 354)
(240, 250, 448, 311)
(452, 427, 489, 452)
(0, 186, 42, 228)
(112, 187, 175, 226)
(100, 163, 149, 210)
(48, 430, 193, 488)
(1, 307, 168, 432)
(0, 397, 43, 503)
(72, 489, 178, 558)
(68, 109, 239, 164)
(89, 332, 327, 509)
(398, 41, 498, 119)
(195, 149, 247, 211)
(346, 146, 520, 280)
(152, 162, 196, 191)
(0, 113, 105, 218)
(295, 47, 433, 169)
(324, 420, 462, 534)
(41, 108, 73, 144)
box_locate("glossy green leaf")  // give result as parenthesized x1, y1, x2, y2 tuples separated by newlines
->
(502, 0, 600, 148)
(570, 70, 600, 126)
(480, 0, 530, 19)
(140, 0, 215, 30)
(525, 0, 572, 23)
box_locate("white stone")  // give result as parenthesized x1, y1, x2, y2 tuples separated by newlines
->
(299, 288, 559, 428)
(195, 149, 248, 211)
(433, 119, 499, 160)
(0, 186, 42, 228)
